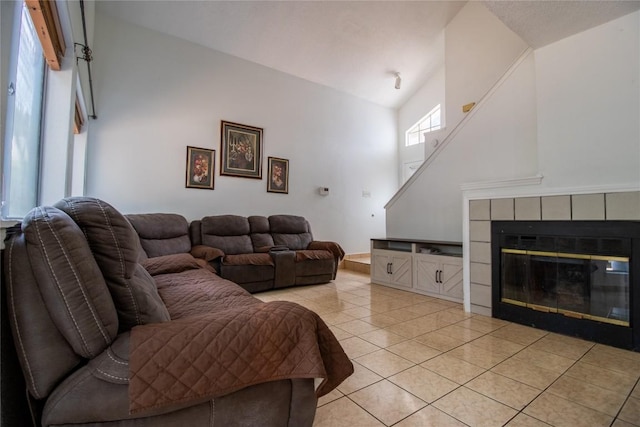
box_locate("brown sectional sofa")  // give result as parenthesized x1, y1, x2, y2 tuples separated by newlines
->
(2, 197, 352, 426)
(128, 212, 344, 294)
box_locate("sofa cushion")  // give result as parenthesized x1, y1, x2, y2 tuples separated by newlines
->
(151, 268, 260, 319)
(269, 215, 313, 250)
(295, 250, 334, 262)
(141, 253, 209, 276)
(190, 244, 225, 262)
(55, 198, 171, 332)
(126, 213, 192, 258)
(295, 251, 335, 278)
(223, 253, 275, 266)
(269, 215, 309, 234)
(189, 220, 202, 246)
(4, 229, 83, 399)
(308, 241, 345, 261)
(22, 206, 119, 359)
(249, 216, 275, 250)
(201, 215, 253, 254)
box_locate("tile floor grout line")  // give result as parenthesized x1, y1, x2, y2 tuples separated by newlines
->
(494, 357, 562, 426)
(428, 327, 597, 426)
(343, 392, 417, 427)
(291, 272, 640, 426)
(609, 375, 640, 426)
(502, 335, 618, 426)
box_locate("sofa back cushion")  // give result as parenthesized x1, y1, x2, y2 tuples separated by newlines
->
(248, 215, 274, 251)
(200, 215, 253, 255)
(126, 213, 192, 258)
(21, 206, 119, 359)
(189, 220, 202, 246)
(4, 229, 84, 399)
(269, 215, 313, 250)
(56, 198, 171, 332)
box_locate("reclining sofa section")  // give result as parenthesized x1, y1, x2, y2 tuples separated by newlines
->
(128, 212, 344, 293)
(3, 197, 353, 427)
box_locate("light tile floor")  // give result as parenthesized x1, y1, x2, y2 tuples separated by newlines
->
(255, 270, 640, 427)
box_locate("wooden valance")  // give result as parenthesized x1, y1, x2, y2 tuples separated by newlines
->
(74, 95, 84, 134)
(25, 0, 65, 70)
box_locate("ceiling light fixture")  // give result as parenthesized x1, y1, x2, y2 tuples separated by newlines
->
(394, 72, 401, 90)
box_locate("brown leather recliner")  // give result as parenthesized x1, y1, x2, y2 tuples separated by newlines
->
(2, 197, 345, 426)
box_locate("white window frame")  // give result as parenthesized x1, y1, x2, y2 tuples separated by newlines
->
(2, 0, 81, 219)
(2, 2, 47, 220)
(405, 104, 441, 147)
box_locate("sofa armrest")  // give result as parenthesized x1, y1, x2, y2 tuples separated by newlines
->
(191, 245, 225, 261)
(307, 241, 345, 261)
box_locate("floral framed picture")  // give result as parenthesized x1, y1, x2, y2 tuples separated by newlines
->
(267, 157, 289, 194)
(220, 121, 263, 179)
(185, 146, 214, 190)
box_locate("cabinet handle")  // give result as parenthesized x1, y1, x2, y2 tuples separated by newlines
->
(389, 263, 393, 274)
(387, 263, 391, 274)
(437, 270, 442, 283)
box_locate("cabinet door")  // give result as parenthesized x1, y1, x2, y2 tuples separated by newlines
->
(441, 258, 463, 300)
(414, 256, 440, 293)
(390, 255, 412, 288)
(371, 253, 391, 284)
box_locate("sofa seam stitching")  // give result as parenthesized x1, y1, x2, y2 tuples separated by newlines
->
(37, 207, 110, 353)
(7, 236, 40, 398)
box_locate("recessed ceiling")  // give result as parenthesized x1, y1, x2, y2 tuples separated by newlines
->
(96, 0, 640, 109)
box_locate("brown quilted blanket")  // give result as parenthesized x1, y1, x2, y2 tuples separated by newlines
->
(129, 299, 353, 415)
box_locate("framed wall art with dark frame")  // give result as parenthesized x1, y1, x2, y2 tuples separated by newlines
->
(185, 146, 215, 190)
(220, 121, 263, 179)
(267, 157, 289, 194)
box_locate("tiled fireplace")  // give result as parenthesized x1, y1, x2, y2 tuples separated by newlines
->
(468, 191, 640, 350)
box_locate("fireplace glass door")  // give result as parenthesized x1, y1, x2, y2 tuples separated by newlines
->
(501, 249, 630, 326)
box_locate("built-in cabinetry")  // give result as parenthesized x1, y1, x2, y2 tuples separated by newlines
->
(371, 249, 413, 289)
(371, 238, 463, 303)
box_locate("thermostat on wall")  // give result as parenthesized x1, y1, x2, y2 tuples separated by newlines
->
(319, 187, 329, 196)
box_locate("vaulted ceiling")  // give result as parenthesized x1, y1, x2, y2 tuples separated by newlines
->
(96, 0, 640, 109)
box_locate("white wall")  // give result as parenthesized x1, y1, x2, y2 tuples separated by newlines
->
(87, 13, 397, 254)
(397, 57, 445, 183)
(444, 2, 529, 133)
(387, 52, 538, 241)
(386, 2, 531, 241)
(535, 11, 640, 190)
(387, 9, 640, 242)
(397, 31, 445, 177)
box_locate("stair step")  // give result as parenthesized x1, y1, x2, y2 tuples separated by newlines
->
(341, 255, 370, 274)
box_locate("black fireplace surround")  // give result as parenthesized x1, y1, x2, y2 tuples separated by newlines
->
(492, 221, 640, 351)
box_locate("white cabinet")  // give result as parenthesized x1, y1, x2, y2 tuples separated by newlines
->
(414, 254, 463, 301)
(371, 250, 412, 288)
(371, 239, 463, 303)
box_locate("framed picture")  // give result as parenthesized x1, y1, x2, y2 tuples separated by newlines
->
(220, 121, 263, 179)
(267, 157, 289, 194)
(185, 146, 215, 190)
